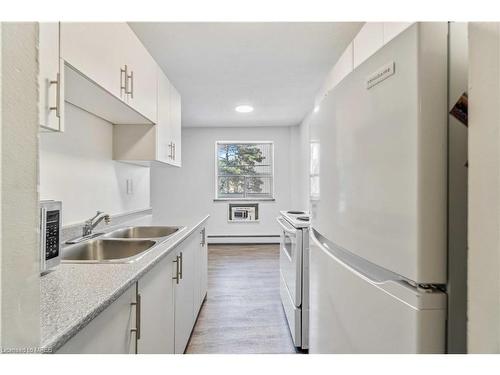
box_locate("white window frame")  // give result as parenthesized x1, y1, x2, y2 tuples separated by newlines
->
(214, 141, 275, 201)
(310, 140, 320, 201)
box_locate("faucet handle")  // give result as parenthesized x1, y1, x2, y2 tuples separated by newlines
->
(89, 211, 103, 223)
(104, 214, 111, 225)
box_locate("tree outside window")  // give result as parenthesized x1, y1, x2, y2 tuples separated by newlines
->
(216, 142, 274, 199)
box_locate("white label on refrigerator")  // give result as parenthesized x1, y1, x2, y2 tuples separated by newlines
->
(366, 62, 395, 89)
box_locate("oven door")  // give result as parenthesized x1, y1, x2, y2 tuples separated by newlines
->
(277, 216, 303, 307)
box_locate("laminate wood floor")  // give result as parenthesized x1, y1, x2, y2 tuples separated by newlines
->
(185, 244, 298, 354)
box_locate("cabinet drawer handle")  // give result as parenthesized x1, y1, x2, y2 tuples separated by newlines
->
(172, 255, 180, 284)
(49, 73, 61, 118)
(173, 142, 176, 160)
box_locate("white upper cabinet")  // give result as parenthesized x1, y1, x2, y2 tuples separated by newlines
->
(61, 23, 126, 99)
(169, 83, 182, 166)
(383, 23, 414, 45)
(325, 42, 353, 94)
(113, 66, 182, 167)
(60, 22, 157, 124)
(353, 22, 384, 69)
(317, 22, 416, 103)
(124, 33, 158, 123)
(156, 68, 173, 163)
(38, 22, 64, 132)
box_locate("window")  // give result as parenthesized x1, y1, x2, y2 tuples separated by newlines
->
(310, 141, 320, 200)
(215, 141, 274, 200)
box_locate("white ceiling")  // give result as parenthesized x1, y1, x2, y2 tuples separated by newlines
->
(129, 22, 363, 128)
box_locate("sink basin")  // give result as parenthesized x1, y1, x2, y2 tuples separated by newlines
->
(62, 239, 157, 263)
(103, 226, 181, 239)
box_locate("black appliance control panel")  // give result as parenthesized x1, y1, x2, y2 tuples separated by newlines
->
(45, 210, 60, 260)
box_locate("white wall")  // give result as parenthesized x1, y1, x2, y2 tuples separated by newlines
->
(151, 126, 294, 237)
(467, 22, 500, 353)
(40, 104, 151, 226)
(0, 22, 40, 349)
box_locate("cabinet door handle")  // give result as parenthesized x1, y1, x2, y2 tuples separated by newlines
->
(130, 327, 138, 354)
(172, 255, 180, 284)
(130, 285, 141, 354)
(200, 228, 206, 246)
(168, 142, 173, 159)
(120, 65, 128, 96)
(136, 293, 141, 340)
(127, 70, 134, 99)
(179, 251, 183, 280)
(49, 72, 61, 118)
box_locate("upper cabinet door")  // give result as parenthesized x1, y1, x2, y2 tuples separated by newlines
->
(125, 32, 158, 123)
(61, 22, 157, 124)
(156, 68, 173, 164)
(39, 22, 64, 132)
(61, 22, 128, 100)
(170, 84, 182, 166)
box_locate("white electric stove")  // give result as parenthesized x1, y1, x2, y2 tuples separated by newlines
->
(277, 210, 310, 350)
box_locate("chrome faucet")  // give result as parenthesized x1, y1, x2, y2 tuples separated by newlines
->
(83, 211, 111, 236)
(66, 211, 111, 244)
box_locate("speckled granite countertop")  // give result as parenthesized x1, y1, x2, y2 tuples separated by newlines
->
(40, 214, 209, 353)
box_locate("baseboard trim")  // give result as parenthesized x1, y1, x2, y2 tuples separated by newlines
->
(208, 234, 280, 244)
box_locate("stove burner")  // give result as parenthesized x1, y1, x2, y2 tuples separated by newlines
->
(296, 216, 310, 221)
(287, 210, 305, 214)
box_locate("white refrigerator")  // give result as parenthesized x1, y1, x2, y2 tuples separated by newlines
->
(308, 23, 449, 353)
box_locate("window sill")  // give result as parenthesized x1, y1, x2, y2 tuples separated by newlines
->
(213, 198, 276, 202)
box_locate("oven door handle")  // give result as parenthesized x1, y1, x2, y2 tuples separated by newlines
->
(277, 217, 297, 236)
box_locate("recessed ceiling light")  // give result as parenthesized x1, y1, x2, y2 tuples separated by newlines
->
(235, 105, 254, 113)
(313, 105, 320, 113)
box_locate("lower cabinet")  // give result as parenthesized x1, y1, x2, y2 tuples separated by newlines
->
(173, 230, 197, 353)
(56, 224, 208, 354)
(56, 285, 136, 354)
(137, 251, 176, 354)
(196, 228, 208, 309)
(173, 226, 208, 353)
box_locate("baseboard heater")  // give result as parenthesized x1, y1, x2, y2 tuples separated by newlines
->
(207, 234, 280, 244)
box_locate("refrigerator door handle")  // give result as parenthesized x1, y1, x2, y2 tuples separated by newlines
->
(311, 229, 404, 285)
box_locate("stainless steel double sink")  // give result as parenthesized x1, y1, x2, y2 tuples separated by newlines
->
(62, 226, 183, 264)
